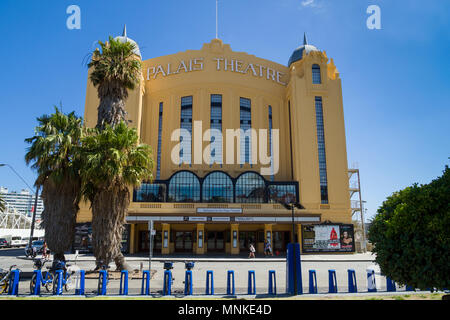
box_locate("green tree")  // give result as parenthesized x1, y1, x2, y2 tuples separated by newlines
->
(25, 107, 83, 261)
(88, 36, 142, 130)
(81, 122, 153, 270)
(368, 166, 450, 291)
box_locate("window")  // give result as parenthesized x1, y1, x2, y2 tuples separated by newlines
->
(268, 184, 297, 204)
(202, 171, 233, 203)
(240, 98, 252, 164)
(235, 172, 266, 203)
(168, 171, 200, 202)
(156, 102, 163, 179)
(312, 64, 321, 84)
(210, 94, 222, 165)
(180, 96, 193, 164)
(134, 183, 166, 202)
(268, 105, 274, 181)
(315, 97, 328, 204)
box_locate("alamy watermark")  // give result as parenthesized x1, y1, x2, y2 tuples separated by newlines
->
(66, 5, 81, 30)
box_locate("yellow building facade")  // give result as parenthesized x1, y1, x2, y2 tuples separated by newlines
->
(78, 32, 352, 255)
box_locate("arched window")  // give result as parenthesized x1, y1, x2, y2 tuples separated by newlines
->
(168, 171, 200, 202)
(312, 64, 321, 84)
(235, 172, 266, 203)
(202, 171, 233, 203)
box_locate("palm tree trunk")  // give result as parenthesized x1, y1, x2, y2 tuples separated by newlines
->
(91, 184, 132, 270)
(96, 90, 128, 129)
(41, 178, 80, 261)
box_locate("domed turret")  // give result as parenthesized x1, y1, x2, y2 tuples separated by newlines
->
(114, 25, 142, 58)
(288, 33, 319, 67)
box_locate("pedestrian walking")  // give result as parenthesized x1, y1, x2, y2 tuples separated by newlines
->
(249, 243, 256, 258)
(265, 241, 273, 256)
(42, 241, 50, 260)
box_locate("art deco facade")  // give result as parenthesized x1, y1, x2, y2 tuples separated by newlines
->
(78, 31, 352, 255)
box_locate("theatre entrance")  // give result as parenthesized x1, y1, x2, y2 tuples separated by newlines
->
(206, 231, 225, 252)
(174, 231, 193, 253)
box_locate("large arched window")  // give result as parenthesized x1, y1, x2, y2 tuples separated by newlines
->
(235, 172, 266, 203)
(202, 171, 233, 203)
(312, 64, 321, 84)
(168, 171, 200, 202)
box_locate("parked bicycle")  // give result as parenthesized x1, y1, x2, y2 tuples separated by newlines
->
(30, 258, 54, 293)
(51, 259, 78, 294)
(0, 265, 19, 294)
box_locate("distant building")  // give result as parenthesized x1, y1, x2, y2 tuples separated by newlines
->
(0, 187, 44, 222)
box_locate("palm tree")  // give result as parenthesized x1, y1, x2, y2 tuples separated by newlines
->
(88, 36, 142, 130)
(0, 195, 6, 212)
(81, 122, 153, 270)
(25, 107, 83, 261)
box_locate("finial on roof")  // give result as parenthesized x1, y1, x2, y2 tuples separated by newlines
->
(123, 25, 127, 38)
(303, 32, 308, 45)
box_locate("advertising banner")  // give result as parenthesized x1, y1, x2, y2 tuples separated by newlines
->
(302, 224, 355, 252)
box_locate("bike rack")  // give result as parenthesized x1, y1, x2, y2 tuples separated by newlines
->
(386, 277, 396, 292)
(309, 270, 317, 294)
(119, 270, 128, 295)
(31, 270, 42, 295)
(268, 270, 276, 295)
(7, 269, 20, 295)
(406, 284, 415, 292)
(248, 270, 256, 295)
(98, 270, 107, 295)
(75, 270, 85, 295)
(184, 270, 193, 295)
(141, 270, 150, 295)
(348, 269, 357, 293)
(328, 269, 338, 293)
(54, 270, 64, 295)
(205, 270, 214, 295)
(367, 269, 377, 292)
(163, 270, 172, 296)
(226, 270, 235, 295)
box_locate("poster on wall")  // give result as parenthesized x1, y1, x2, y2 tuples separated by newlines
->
(302, 224, 354, 252)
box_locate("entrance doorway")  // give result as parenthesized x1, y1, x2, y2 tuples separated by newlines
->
(239, 231, 257, 252)
(138, 231, 161, 254)
(206, 231, 225, 252)
(273, 231, 290, 254)
(174, 231, 193, 252)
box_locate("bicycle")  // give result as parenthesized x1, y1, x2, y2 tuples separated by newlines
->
(30, 258, 54, 293)
(0, 265, 19, 294)
(51, 260, 77, 294)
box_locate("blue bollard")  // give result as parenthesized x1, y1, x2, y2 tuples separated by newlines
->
(328, 269, 337, 293)
(248, 270, 256, 295)
(98, 270, 107, 296)
(184, 270, 193, 295)
(367, 269, 377, 292)
(75, 270, 85, 295)
(348, 269, 357, 293)
(141, 270, 150, 295)
(54, 269, 64, 295)
(386, 277, 396, 292)
(163, 270, 172, 296)
(309, 270, 317, 294)
(119, 270, 128, 295)
(406, 285, 414, 292)
(31, 270, 42, 295)
(268, 270, 276, 295)
(226, 270, 235, 295)
(8, 269, 20, 295)
(205, 270, 214, 295)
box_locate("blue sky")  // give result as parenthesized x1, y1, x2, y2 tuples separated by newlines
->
(0, 0, 449, 221)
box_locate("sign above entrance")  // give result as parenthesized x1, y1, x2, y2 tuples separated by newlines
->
(196, 208, 243, 214)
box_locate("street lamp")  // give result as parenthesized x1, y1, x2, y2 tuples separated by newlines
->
(0, 163, 40, 249)
(278, 196, 304, 295)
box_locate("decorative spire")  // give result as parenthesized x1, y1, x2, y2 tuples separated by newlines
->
(122, 24, 127, 38)
(303, 32, 308, 46)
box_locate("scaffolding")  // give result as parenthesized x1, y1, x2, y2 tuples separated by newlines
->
(348, 167, 367, 252)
